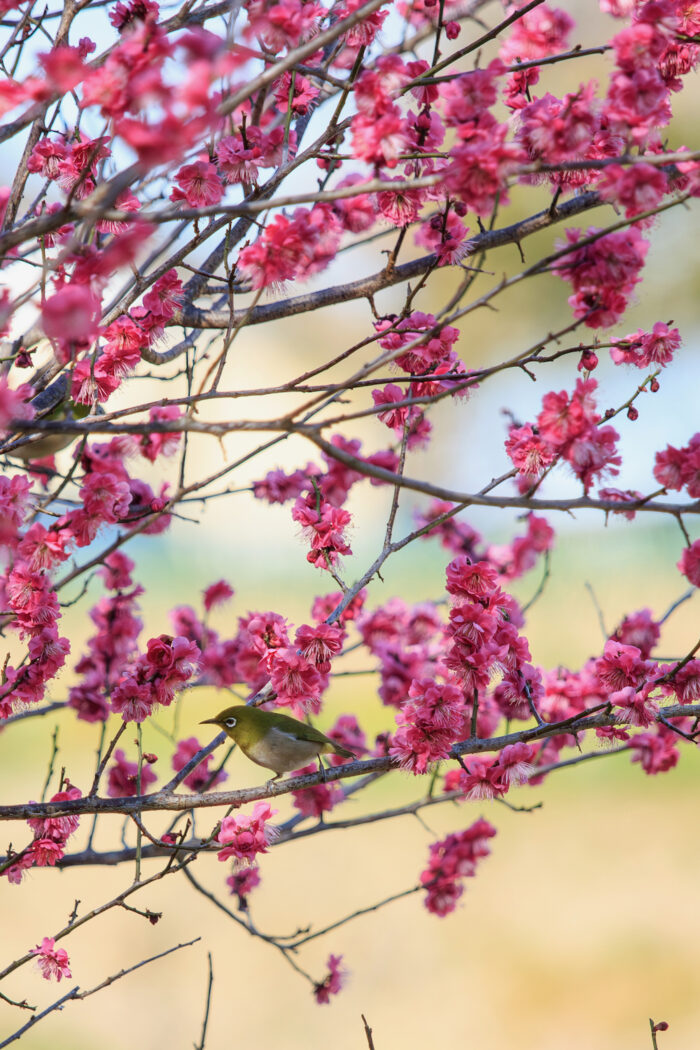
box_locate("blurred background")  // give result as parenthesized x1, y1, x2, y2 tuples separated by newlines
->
(2, 0, 700, 1047)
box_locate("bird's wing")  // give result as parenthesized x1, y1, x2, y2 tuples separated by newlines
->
(265, 712, 331, 744)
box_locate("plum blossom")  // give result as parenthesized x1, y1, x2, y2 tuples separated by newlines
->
(30, 938, 72, 981)
(421, 819, 496, 916)
(610, 322, 681, 368)
(678, 540, 700, 587)
(390, 678, 465, 774)
(107, 749, 158, 797)
(216, 802, 278, 866)
(172, 737, 227, 791)
(314, 954, 346, 1004)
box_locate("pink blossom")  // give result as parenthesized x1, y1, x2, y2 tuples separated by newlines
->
(226, 865, 261, 905)
(414, 209, 469, 265)
(497, 743, 537, 786)
(292, 495, 353, 569)
(331, 175, 378, 232)
(237, 204, 341, 289)
(445, 557, 499, 600)
(443, 120, 524, 216)
(605, 66, 671, 145)
(372, 383, 409, 430)
(216, 133, 263, 185)
(659, 660, 700, 705)
(17, 523, 69, 572)
(252, 466, 314, 504)
(233, 610, 290, 687)
(678, 540, 700, 587)
(612, 609, 660, 659)
(291, 763, 344, 817)
(39, 45, 87, 92)
(565, 424, 621, 494)
(598, 488, 644, 520)
(517, 86, 599, 178)
(273, 71, 319, 115)
(101, 316, 147, 376)
(630, 726, 679, 775)
(70, 358, 120, 405)
(26, 838, 65, 867)
(99, 551, 135, 590)
(139, 405, 182, 461)
(314, 954, 346, 1004)
(269, 647, 322, 710)
(499, 4, 574, 64)
(55, 134, 110, 196)
(42, 284, 100, 362)
(27, 784, 81, 844)
(216, 802, 278, 866)
(555, 227, 649, 328)
(203, 579, 234, 611)
(30, 937, 72, 982)
(609, 685, 658, 727)
(110, 0, 159, 32)
(294, 622, 344, 673)
(421, 819, 496, 916)
(27, 136, 68, 179)
(611, 21, 669, 74)
(81, 470, 132, 522)
(172, 736, 227, 791)
(311, 589, 366, 625)
(448, 602, 496, 650)
(610, 322, 681, 368)
(598, 163, 668, 219)
(247, 0, 324, 52)
(595, 639, 652, 694)
(390, 678, 465, 774)
(142, 269, 183, 324)
(442, 61, 502, 126)
(170, 159, 224, 207)
(376, 180, 425, 225)
(107, 749, 158, 797)
(654, 443, 689, 490)
(351, 108, 410, 168)
(453, 755, 504, 800)
(376, 312, 460, 376)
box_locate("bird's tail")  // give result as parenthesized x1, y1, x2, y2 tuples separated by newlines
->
(332, 744, 356, 761)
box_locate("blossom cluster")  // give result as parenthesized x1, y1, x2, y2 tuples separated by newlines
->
(3, 783, 81, 884)
(216, 802, 278, 867)
(420, 819, 497, 917)
(506, 378, 622, 494)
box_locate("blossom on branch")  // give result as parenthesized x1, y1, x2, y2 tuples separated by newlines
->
(217, 802, 278, 867)
(30, 938, 72, 982)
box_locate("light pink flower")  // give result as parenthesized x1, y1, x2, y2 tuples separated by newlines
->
(30, 937, 72, 981)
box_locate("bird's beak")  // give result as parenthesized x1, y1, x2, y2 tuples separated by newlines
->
(199, 718, 220, 726)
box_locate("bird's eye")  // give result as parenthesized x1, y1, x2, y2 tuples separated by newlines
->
(225, 717, 237, 728)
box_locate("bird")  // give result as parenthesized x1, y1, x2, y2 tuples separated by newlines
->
(200, 705, 355, 783)
(8, 397, 92, 461)
(1, 373, 102, 462)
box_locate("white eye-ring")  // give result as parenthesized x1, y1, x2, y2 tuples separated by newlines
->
(225, 717, 237, 728)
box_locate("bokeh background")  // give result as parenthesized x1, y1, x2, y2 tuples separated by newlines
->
(2, 1, 700, 1047)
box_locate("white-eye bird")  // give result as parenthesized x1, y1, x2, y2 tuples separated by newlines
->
(201, 705, 355, 782)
